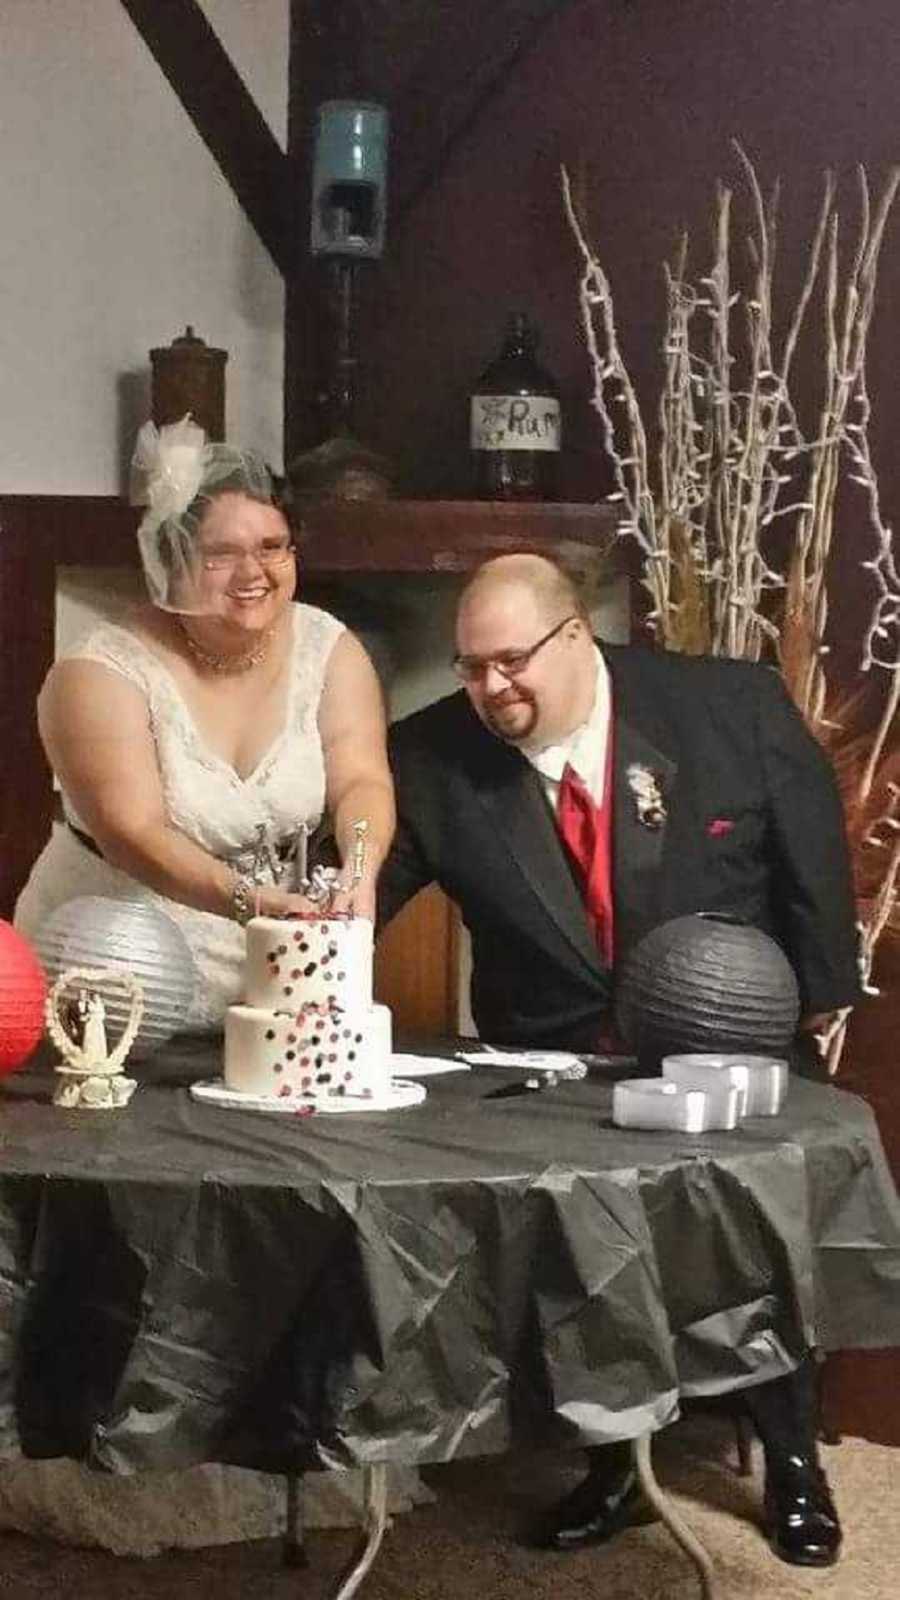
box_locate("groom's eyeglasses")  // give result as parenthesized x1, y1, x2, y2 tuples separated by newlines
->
(452, 615, 577, 683)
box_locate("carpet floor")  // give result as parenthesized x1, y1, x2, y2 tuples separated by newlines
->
(1, 1417, 897, 1598)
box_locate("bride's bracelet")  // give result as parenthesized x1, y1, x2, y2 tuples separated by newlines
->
(230, 871, 257, 925)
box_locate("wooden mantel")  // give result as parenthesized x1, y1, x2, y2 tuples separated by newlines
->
(0, 495, 619, 573)
(0, 495, 620, 915)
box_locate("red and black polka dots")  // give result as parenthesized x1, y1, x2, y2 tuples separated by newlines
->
(224, 914, 393, 1105)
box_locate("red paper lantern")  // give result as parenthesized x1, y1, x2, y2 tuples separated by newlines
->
(0, 920, 47, 1075)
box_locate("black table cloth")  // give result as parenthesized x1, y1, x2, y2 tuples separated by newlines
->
(0, 1052, 898, 1478)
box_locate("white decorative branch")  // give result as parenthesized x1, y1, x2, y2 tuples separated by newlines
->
(563, 150, 900, 1073)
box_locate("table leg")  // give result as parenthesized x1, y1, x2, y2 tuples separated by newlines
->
(733, 1414, 755, 1476)
(283, 1473, 308, 1567)
(326, 1464, 389, 1600)
(633, 1434, 719, 1600)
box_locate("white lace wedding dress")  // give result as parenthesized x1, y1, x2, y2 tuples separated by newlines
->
(7, 603, 430, 1552)
(16, 602, 344, 1028)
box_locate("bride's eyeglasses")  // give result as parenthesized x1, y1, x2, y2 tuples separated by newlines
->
(200, 541, 296, 573)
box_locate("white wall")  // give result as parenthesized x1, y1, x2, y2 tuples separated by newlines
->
(0, 0, 287, 491)
(3, 0, 632, 692)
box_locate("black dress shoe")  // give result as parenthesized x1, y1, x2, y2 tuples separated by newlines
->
(764, 1453, 842, 1567)
(532, 1465, 657, 1551)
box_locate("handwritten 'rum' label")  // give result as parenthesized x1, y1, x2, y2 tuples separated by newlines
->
(470, 394, 561, 452)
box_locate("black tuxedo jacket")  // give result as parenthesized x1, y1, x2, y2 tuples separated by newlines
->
(379, 644, 861, 1050)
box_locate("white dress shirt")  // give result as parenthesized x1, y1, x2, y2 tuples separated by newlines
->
(523, 646, 611, 811)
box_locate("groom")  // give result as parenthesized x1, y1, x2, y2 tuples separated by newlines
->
(378, 553, 861, 1567)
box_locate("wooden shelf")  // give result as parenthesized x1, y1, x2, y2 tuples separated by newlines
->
(0, 496, 142, 566)
(297, 498, 619, 575)
(0, 495, 620, 575)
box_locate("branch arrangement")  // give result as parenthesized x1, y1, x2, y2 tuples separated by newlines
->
(563, 148, 900, 1071)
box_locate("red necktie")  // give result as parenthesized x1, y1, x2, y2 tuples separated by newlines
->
(557, 753, 614, 966)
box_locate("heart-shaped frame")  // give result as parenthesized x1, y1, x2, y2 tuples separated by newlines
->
(45, 966, 144, 1076)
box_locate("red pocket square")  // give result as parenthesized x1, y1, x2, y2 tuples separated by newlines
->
(707, 817, 735, 838)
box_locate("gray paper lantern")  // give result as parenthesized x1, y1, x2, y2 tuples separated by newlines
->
(615, 913, 800, 1070)
(34, 897, 195, 1060)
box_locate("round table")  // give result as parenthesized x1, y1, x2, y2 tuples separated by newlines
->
(1, 1050, 898, 1597)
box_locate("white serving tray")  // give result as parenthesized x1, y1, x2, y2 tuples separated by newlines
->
(389, 1053, 470, 1077)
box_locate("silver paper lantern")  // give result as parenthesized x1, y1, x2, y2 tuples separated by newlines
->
(34, 897, 195, 1060)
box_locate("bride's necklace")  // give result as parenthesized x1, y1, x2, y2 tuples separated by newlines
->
(179, 621, 275, 675)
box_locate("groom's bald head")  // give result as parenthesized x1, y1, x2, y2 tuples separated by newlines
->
(454, 555, 596, 748)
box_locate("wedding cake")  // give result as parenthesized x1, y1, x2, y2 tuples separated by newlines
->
(223, 915, 393, 1105)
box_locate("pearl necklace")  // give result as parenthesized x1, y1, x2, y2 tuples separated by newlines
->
(179, 622, 274, 675)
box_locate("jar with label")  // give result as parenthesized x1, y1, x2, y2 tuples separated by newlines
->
(469, 312, 561, 500)
(150, 326, 227, 441)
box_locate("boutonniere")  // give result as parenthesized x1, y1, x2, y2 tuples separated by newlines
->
(627, 764, 667, 829)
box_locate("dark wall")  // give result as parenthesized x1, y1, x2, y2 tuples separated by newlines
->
(358, 0, 900, 510)
(356, 5, 900, 1444)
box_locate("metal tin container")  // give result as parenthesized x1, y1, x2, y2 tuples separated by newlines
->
(663, 1052, 788, 1117)
(720, 1054, 789, 1116)
(612, 1077, 743, 1133)
(663, 1053, 751, 1116)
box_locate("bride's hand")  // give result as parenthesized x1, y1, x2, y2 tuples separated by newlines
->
(255, 885, 326, 920)
(254, 873, 375, 922)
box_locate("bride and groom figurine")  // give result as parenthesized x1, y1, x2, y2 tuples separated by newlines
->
(64, 988, 107, 1058)
(46, 967, 144, 1109)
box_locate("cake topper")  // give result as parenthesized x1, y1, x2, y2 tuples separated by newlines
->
(293, 822, 310, 889)
(305, 864, 342, 906)
(349, 819, 369, 888)
(250, 822, 284, 883)
(290, 822, 338, 902)
(45, 966, 144, 1109)
(286, 818, 369, 911)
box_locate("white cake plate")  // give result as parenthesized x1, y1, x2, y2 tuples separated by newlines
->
(189, 1077, 426, 1116)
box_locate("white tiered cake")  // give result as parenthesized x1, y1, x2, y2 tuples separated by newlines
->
(223, 915, 394, 1105)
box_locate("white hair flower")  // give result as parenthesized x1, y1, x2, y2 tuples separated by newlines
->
(133, 415, 209, 524)
(131, 415, 276, 615)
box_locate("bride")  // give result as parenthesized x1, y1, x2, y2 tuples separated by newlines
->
(15, 416, 394, 1016)
(6, 420, 426, 1552)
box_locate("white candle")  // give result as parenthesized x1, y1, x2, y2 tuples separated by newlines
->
(295, 823, 309, 890)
